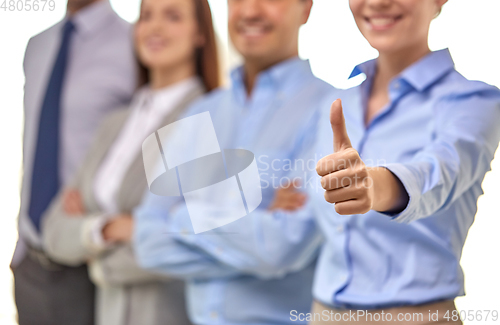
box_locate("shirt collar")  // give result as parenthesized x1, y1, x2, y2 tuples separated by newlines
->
(349, 58, 377, 81)
(349, 49, 455, 92)
(230, 56, 314, 97)
(68, 0, 116, 38)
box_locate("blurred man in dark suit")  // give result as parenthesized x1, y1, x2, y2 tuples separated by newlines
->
(12, 0, 136, 324)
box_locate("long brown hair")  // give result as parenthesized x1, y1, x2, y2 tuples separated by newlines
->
(136, 0, 221, 91)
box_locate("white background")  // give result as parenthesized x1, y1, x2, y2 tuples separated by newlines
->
(0, 0, 499, 324)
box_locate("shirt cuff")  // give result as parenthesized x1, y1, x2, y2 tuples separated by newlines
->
(88, 259, 108, 288)
(380, 163, 422, 223)
(81, 214, 116, 255)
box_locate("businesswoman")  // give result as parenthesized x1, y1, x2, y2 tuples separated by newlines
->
(310, 0, 500, 324)
(42, 0, 219, 324)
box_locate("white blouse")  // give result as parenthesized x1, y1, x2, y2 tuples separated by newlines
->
(84, 77, 202, 250)
(93, 77, 201, 213)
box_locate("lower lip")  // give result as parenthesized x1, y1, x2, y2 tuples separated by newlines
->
(241, 33, 266, 40)
(147, 43, 167, 51)
(365, 18, 401, 31)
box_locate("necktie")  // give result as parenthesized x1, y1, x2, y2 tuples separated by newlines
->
(28, 20, 75, 232)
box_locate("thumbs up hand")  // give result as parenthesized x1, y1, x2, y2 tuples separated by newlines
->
(316, 99, 374, 215)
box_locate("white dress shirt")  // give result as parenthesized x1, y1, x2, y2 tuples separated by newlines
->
(86, 77, 202, 250)
(15, 0, 136, 263)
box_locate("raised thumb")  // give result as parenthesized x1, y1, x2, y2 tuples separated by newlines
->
(330, 99, 352, 152)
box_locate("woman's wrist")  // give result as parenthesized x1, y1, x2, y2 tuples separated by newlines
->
(368, 167, 409, 214)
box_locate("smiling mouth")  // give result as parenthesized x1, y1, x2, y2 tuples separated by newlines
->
(364, 16, 403, 31)
(238, 24, 272, 39)
(145, 37, 168, 51)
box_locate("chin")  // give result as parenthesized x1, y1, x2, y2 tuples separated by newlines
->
(139, 57, 162, 70)
(366, 38, 401, 54)
(239, 49, 269, 62)
(236, 42, 272, 58)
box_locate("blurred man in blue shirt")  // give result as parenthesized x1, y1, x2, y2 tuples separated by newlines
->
(134, 0, 335, 324)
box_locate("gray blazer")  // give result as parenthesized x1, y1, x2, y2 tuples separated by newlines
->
(42, 84, 204, 325)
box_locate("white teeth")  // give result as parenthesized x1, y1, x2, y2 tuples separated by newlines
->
(146, 37, 165, 48)
(370, 18, 395, 26)
(241, 26, 266, 36)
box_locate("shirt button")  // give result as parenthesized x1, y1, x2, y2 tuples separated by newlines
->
(210, 311, 219, 319)
(336, 225, 344, 233)
(216, 247, 224, 254)
(393, 81, 401, 89)
(181, 229, 189, 236)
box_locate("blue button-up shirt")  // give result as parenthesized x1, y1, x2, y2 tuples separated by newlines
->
(134, 57, 335, 324)
(311, 49, 500, 309)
